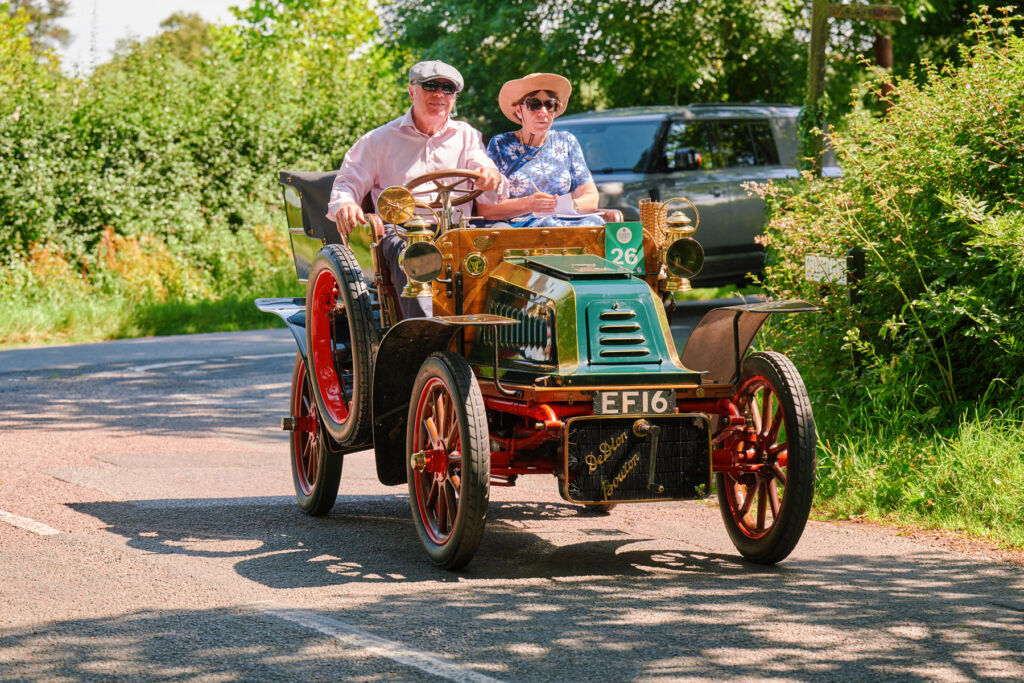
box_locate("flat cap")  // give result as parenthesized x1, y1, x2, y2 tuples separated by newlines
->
(408, 60, 464, 93)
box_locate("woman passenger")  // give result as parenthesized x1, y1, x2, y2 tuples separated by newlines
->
(477, 73, 607, 227)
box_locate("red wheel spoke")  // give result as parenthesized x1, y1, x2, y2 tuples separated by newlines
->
(308, 449, 319, 484)
(425, 416, 443, 451)
(444, 482, 458, 530)
(759, 387, 772, 437)
(768, 480, 781, 518)
(302, 440, 314, 480)
(425, 479, 439, 509)
(771, 463, 787, 485)
(436, 395, 448, 447)
(437, 482, 449, 534)
(756, 482, 768, 531)
(738, 481, 756, 517)
(767, 404, 784, 444)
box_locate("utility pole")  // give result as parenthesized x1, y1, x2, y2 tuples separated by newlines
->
(805, 2, 905, 176)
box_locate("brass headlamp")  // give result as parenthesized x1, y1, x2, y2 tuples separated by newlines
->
(376, 186, 444, 299)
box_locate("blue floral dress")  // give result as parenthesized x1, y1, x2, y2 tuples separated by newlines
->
(486, 130, 604, 227)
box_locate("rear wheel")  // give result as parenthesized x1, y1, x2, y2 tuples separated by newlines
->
(305, 244, 375, 447)
(290, 353, 342, 516)
(717, 351, 816, 564)
(406, 352, 490, 569)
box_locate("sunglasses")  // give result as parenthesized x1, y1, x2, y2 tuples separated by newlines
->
(523, 97, 560, 112)
(420, 80, 457, 95)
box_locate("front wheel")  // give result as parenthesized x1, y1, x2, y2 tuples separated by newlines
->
(406, 352, 490, 569)
(717, 351, 816, 564)
(290, 353, 342, 516)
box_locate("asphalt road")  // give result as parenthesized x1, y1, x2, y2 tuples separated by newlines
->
(1, 327, 1022, 681)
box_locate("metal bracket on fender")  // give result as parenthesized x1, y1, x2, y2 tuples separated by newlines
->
(679, 300, 819, 385)
(371, 314, 519, 486)
(255, 297, 307, 359)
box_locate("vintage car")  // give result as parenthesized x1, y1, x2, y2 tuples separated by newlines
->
(257, 168, 818, 570)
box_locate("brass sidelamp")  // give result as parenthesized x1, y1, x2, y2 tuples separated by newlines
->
(639, 197, 704, 294)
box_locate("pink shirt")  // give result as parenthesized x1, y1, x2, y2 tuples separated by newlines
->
(326, 108, 498, 221)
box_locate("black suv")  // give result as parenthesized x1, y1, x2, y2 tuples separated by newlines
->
(553, 104, 836, 286)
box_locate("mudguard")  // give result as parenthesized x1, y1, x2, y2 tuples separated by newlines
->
(679, 300, 819, 385)
(372, 314, 518, 486)
(254, 298, 307, 359)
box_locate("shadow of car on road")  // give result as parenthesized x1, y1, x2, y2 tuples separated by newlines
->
(13, 493, 1024, 680)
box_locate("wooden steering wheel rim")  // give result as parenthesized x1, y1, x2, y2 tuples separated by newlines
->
(405, 169, 484, 208)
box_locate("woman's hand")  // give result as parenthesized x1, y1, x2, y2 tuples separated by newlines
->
(527, 191, 557, 214)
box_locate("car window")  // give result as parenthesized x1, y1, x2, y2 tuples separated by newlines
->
(551, 120, 662, 174)
(663, 121, 712, 171)
(707, 120, 779, 168)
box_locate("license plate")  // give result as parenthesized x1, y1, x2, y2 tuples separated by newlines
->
(593, 389, 674, 415)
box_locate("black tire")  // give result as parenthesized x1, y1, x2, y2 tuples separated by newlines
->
(305, 244, 375, 447)
(289, 353, 342, 516)
(716, 351, 816, 565)
(406, 352, 490, 569)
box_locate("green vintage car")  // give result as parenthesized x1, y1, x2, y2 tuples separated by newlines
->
(257, 168, 818, 569)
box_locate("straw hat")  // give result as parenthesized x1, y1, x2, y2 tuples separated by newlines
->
(498, 73, 572, 124)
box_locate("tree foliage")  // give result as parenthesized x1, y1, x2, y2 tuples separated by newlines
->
(382, 0, 1023, 135)
(5, 0, 69, 51)
(382, 0, 818, 135)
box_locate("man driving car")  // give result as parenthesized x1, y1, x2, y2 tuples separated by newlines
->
(326, 60, 501, 318)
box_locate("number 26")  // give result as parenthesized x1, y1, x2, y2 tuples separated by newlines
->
(610, 247, 639, 266)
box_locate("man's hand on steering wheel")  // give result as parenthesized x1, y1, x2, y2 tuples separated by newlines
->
(474, 167, 501, 192)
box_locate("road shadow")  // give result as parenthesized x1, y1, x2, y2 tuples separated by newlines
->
(61, 494, 1024, 680)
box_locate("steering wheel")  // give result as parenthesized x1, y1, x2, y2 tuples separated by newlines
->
(405, 169, 483, 208)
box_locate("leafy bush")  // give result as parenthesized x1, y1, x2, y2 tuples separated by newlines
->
(758, 10, 1024, 417)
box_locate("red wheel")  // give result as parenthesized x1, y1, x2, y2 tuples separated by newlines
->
(406, 352, 489, 569)
(717, 351, 816, 564)
(290, 353, 342, 515)
(305, 244, 374, 447)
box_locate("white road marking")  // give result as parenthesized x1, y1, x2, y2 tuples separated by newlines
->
(0, 509, 61, 536)
(258, 601, 506, 683)
(129, 360, 205, 373)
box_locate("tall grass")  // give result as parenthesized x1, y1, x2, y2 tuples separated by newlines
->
(815, 406, 1024, 549)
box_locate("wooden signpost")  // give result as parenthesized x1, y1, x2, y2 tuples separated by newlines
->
(805, 1, 905, 175)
